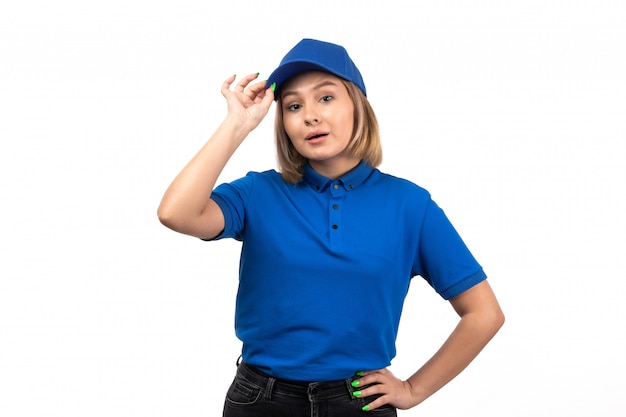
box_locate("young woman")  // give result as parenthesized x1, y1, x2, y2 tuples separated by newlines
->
(158, 38, 504, 416)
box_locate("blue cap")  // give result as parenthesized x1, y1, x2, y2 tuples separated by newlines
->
(266, 38, 366, 99)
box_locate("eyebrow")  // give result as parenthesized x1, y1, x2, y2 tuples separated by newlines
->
(281, 80, 339, 100)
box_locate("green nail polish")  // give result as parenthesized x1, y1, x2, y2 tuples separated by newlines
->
(271, 82, 276, 92)
(353, 390, 362, 397)
(356, 371, 364, 376)
(351, 380, 360, 387)
(362, 405, 370, 411)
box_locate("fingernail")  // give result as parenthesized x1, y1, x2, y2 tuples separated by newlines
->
(362, 405, 370, 411)
(352, 390, 362, 397)
(356, 371, 364, 376)
(256, 72, 260, 76)
(271, 82, 276, 92)
(351, 380, 360, 387)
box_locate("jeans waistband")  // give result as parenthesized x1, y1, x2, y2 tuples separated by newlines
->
(237, 361, 357, 400)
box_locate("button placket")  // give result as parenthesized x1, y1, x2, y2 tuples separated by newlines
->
(329, 181, 344, 247)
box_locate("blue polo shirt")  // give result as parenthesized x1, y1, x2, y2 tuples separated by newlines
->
(210, 161, 486, 381)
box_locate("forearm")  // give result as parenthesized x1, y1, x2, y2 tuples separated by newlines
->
(157, 115, 250, 230)
(406, 307, 504, 406)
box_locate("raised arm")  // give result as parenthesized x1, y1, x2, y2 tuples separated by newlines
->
(157, 73, 274, 239)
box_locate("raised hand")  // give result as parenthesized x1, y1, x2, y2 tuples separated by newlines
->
(221, 73, 275, 133)
(157, 73, 275, 239)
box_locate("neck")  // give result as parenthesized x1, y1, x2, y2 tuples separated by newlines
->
(309, 158, 361, 179)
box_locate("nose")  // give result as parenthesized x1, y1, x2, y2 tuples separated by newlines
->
(304, 109, 320, 125)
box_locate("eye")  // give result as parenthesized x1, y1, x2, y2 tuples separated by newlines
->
(286, 103, 302, 111)
(320, 95, 333, 103)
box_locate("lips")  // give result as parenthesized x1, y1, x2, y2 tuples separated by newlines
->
(305, 131, 328, 141)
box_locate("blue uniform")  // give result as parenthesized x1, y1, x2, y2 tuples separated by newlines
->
(210, 161, 486, 381)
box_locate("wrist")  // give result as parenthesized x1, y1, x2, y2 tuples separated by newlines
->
(221, 114, 255, 140)
(404, 379, 428, 408)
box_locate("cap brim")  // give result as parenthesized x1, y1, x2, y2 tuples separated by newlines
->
(266, 61, 343, 99)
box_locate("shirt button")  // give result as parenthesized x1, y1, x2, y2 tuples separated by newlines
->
(332, 224, 338, 229)
(349, 184, 354, 189)
(332, 204, 339, 210)
(333, 184, 339, 190)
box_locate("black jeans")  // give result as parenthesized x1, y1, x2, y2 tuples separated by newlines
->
(223, 361, 397, 417)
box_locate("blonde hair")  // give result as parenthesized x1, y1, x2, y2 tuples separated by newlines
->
(274, 78, 382, 184)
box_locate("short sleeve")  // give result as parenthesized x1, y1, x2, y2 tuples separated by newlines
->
(416, 199, 487, 300)
(208, 173, 257, 241)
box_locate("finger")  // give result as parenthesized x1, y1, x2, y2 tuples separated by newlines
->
(355, 369, 387, 387)
(235, 72, 261, 91)
(245, 79, 268, 98)
(357, 368, 388, 377)
(361, 395, 390, 412)
(247, 81, 276, 108)
(353, 381, 383, 400)
(221, 74, 237, 96)
(253, 86, 275, 118)
(262, 82, 275, 104)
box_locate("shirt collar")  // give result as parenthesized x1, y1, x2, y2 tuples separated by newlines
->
(302, 161, 373, 192)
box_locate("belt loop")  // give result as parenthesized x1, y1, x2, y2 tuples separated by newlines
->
(345, 378, 358, 402)
(264, 377, 276, 401)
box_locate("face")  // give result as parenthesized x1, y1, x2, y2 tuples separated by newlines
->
(280, 71, 359, 179)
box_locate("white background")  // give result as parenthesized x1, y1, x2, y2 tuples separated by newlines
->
(1, 1, 624, 416)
